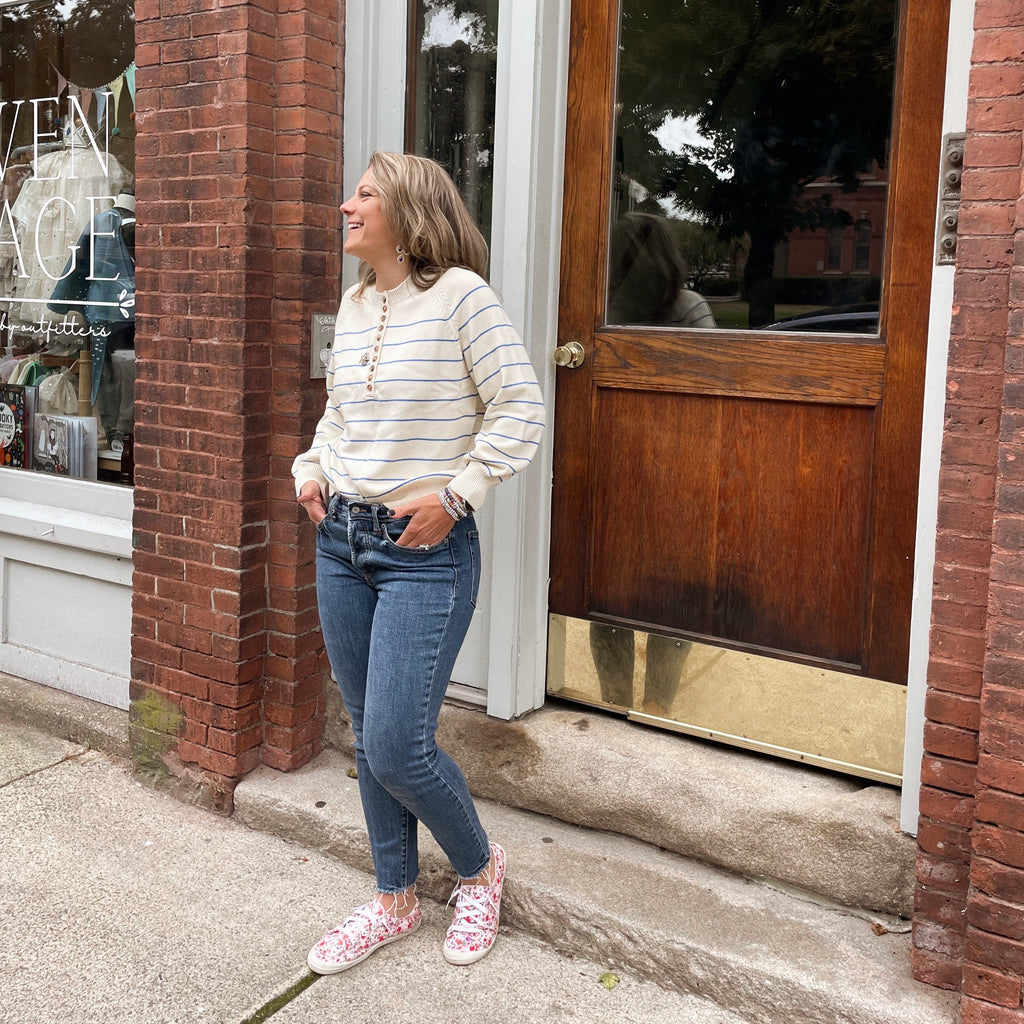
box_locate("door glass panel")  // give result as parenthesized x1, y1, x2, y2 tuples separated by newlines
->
(608, 0, 897, 332)
(407, 0, 499, 243)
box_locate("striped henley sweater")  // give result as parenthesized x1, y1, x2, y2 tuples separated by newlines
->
(292, 266, 545, 511)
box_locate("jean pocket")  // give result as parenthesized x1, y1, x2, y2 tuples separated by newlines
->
(380, 518, 445, 553)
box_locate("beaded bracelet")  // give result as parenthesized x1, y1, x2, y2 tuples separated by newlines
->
(438, 486, 469, 521)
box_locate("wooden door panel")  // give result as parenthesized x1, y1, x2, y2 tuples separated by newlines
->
(595, 331, 886, 404)
(713, 399, 873, 663)
(589, 389, 873, 665)
(591, 389, 721, 629)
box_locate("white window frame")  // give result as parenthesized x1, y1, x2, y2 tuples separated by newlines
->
(343, 0, 568, 719)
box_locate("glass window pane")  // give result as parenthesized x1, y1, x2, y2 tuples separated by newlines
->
(1, 0, 136, 483)
(608, 0, 896, 334)
(407, 0, 499, 243)
(854, 218, 872, 272)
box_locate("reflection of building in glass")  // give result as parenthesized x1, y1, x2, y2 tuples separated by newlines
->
(784, 161, 889, 278)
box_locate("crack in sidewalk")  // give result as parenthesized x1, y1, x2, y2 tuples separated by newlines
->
(0, 746, 92, 789)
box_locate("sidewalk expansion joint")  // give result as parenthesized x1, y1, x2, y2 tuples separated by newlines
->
(236, 971, 320, 1024)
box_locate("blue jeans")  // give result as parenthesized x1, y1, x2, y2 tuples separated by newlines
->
(315, 496, 490, 892)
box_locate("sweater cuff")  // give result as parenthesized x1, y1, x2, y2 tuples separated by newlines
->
(293, 465, 329, 500)
(449, 465, 496, 513)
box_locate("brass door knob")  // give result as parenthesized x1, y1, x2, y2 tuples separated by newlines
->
(553, 341, 586, 368)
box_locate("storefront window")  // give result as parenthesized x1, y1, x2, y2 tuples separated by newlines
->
(0, 0, 136, 483)
(406, 0, 498, 244)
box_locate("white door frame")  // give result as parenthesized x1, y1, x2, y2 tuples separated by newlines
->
(900, 0, 974, 833)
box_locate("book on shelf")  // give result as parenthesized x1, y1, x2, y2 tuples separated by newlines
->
(33, 414, 98, 481)
(0, 383, 38, 469)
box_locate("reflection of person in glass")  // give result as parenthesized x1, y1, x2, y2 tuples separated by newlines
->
(596, 212, 703, 717)
(608, 211, 716, 329)
(590, 623, 691, 718)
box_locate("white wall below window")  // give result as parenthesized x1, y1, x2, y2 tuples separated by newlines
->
(0, 470, 132, 709)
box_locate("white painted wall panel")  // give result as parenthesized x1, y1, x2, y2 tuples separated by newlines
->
(0, 469, 132, 709)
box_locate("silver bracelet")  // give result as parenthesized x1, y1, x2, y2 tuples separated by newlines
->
(438, 486, 469, 521)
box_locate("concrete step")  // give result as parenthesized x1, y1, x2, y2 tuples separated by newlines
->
(323, 696, 918, 918)
(233, 749, 958, 1024)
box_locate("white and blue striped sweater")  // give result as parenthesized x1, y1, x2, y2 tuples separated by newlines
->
(292, 267, 545, 511)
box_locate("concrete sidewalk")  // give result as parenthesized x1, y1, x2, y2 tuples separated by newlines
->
(0, 716, 745, 1024)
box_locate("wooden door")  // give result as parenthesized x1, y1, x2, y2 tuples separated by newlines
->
(548, 0, 950, 776)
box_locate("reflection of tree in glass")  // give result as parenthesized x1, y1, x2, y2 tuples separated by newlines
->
(1, 0, 135, 148)
(412, 0, 497, 235)
(616, 0, 896, 326)
(669, 219, 733, 293)
(2, 0, 132, 75)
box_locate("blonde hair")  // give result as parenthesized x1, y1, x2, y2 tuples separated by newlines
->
(355, 151, 489, 296)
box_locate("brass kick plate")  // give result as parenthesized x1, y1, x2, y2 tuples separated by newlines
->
(546, 614, 905, 785)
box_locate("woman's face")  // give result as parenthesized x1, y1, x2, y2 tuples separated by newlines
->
(340, 170, 402, 270)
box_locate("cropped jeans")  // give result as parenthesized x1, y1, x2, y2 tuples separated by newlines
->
(315, 496, 491, 893)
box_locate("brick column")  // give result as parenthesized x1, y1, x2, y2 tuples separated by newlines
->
(129, 0, 342, 808)
(263, 1, 343, 771)
(913, 2, 1024, 1017)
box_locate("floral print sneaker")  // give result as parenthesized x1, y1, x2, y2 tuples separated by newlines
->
(307, 895, 422, 975)
(443, 842, 506, 966)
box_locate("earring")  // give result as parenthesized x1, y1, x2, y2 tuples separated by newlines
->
(396, 244, 407, 264)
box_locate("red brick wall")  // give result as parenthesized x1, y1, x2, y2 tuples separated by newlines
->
(129, 0, 342, 807)
(914, 0, 1024, 1016)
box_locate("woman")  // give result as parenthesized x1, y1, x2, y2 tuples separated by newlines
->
(292, 152, 544, 974)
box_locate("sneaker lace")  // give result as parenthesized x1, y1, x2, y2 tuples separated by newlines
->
(447, 884, 495, 938)
(340, 900, 382, 939)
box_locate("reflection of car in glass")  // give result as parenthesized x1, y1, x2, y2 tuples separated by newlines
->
(762, 304, 880, 334)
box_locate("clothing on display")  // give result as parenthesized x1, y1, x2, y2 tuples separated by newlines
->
(48, 196, 136, 326)
(1, 141, 129, 332)
(49, 192, 136, 410)
(92, 324, 135, 438)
